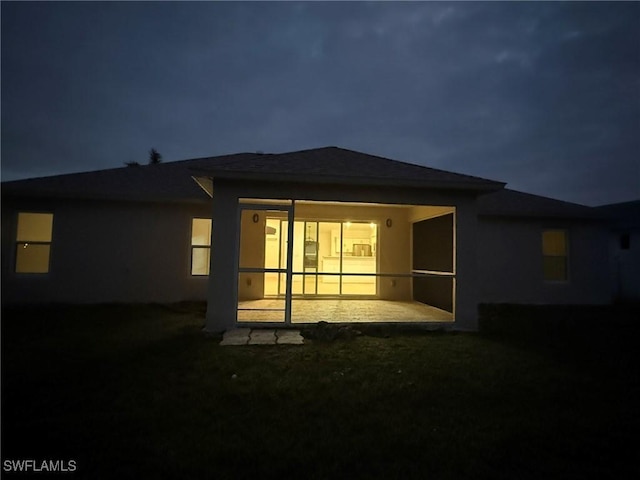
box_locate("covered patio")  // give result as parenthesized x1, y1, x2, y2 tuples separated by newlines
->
(201, 147, 502, 332)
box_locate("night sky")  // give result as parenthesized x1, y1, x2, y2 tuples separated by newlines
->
(2, 2, 639, 206)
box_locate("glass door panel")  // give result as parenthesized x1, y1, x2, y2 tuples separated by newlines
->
(264, 218, 286, 296)
(304, 275, 317, 295)
(290, 220, 378, 297)
(317, 274, 340, 295)
(317, 222, 342, 293)
(341, 221, 377, 295)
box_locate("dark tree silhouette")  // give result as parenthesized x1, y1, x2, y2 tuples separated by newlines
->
(149, 148, 162, 164)
(124, 161, 140, 167)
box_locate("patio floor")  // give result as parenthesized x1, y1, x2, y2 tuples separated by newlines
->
(237, 299, 454, 323)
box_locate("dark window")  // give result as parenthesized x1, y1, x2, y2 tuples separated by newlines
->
(620, 233, 630, 250)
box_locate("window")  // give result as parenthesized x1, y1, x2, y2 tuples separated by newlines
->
(191, 218, 211, 275)
(542, 230, 568, 282)
(620, 233, 630, 250)
(15, 212, 54, 273)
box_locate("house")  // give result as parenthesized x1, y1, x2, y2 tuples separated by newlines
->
(599, 200, 640, 303)
(1, 147, 612, 332)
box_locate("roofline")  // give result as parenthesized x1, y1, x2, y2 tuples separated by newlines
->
(275, 145, 505, 183)
(0, 190, 211, 205)
(478, 211, 608, 221)
(598, 199, 640, 209)
(477, 188, 609, 220)
(188, 168, 506, 192)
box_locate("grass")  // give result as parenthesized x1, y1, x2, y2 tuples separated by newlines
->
(2, 303, 638, 479)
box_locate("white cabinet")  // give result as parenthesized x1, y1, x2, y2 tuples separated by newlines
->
(321, 256, 376, 283)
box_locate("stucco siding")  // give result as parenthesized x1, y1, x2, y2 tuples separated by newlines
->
(2, 199, 211, 304)
(477, 217, 610, 304)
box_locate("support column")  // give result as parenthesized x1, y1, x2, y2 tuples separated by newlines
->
(453, 197, 480, 331)
(204, 184, 239, 333)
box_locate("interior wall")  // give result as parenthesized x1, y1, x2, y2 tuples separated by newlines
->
(408, 205, 455, 223)
(237, 209, 267, 300)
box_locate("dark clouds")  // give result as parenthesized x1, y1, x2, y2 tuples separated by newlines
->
(2, 2, 638, 205)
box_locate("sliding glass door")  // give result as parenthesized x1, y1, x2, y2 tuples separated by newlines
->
(263, 219, 378, 297)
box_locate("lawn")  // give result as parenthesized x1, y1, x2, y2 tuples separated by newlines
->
(2, 303, 638, 479)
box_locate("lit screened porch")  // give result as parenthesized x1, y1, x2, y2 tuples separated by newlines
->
(234, 199, 456, 325)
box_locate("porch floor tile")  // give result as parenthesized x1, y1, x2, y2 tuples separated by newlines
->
(237, 299, 453, 323)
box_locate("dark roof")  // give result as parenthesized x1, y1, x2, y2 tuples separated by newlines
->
(188, 146, 505, 191)
(1, 146, 614, 221)
(1, 146, 503, 202)
(477, 189, 605, 220)
(0, 152, 256, 203)
(598, 200, 640, 230)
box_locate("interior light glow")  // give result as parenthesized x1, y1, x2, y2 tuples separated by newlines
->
(346, 222, 351, 228)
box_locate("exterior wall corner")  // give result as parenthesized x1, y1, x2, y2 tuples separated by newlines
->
(452, 198, 479, 331)
(205, 184, 239, 333)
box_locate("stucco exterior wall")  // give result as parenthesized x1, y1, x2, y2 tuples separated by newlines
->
(449, 197, 478, 330)
(2, 198, 211, 304)
(477, 216, 611, 305)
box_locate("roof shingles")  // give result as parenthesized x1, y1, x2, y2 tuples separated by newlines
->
(190, 147, 505, 189)
(477, 188, 604, 219)
(1, 146, 606, 220)
(2, 147, 503, 202)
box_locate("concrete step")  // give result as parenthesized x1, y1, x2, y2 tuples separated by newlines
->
(220, 328, 304, 346)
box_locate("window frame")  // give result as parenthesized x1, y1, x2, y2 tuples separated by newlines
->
(190, 217, 212, 276)
(15, 211, 54, 275)
(542, 228, 569, 283)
